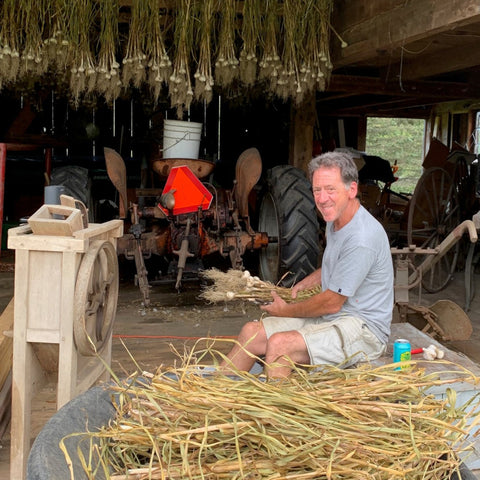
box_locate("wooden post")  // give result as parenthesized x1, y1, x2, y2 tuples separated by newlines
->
(0, 144, 6, 256)
(289, 92, 316, 174)
(467, 110, 476, 153)
(357, 116, 367, 152)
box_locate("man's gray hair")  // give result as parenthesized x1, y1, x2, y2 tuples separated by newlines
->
(308, 151, 359, 186)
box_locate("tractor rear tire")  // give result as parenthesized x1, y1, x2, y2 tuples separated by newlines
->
(258, 165, 321, 287)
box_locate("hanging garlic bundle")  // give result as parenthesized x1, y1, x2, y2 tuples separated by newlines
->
(96, 0, 121, 103)
(0, 0, 339, 107)
(316, 0, 336, 91)
(258, 0, 281, 93)
(43, 0, 70, 72)
(68, 0, 97, 105)
(0, 0, 21, 86)
(295, 0, 320, 105)
(145, 0, 171, 103)
(122, 0, 148, 89)
(214, 0, 238, 88)
(276, 0, 302, 101)
(169, 0, 194, 118)
(18, 0, 48, 77)
(193, 0, 215, 103)
(239, 0, 260, 86)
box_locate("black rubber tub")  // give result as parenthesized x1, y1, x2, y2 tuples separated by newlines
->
(27, 384, 478, 480)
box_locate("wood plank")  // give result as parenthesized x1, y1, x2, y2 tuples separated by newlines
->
(11, 249, 34, 480)
(28, 205, 84, 237)
(0, 371, 12, 440)
(8, 220, 122, 252)
(57, 251, 78, 409)
(332, 0, 480, 66)
(73, 220, 123, 241)
(0, 298, 13, 390)
(26, 251, 64, 333)
(327, 75, 480, 99)
(26, 329, 61, 344)
(399, 39, 480, 80)
(8, 228, 86, 252)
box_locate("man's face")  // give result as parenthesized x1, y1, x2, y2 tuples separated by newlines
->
(312, 166, 357, 225)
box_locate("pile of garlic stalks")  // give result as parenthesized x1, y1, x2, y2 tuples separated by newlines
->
(63, 352, 480, 480)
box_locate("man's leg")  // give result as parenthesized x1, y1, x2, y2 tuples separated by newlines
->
(265, 330, 310, 378)
(221, 321, 268, 372)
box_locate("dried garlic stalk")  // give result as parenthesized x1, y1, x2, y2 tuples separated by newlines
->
(19, 0, 47, 77)
(169, 0, 194, 118)
(199, 268, 321, 304)
(214, 0, 238, 88)
(122, 0, 148, 88)
(43, 0, 70, 73)
(258, 0, 281, 93)
(68, 0, 97, 105)
(239, 0, 260, 86)
(145, 0, 171, 103)
(0, 0, 21, 86)
(194, 0, 215, 103)
(276, 0, 302, 101)
(96, 0, 121, 103)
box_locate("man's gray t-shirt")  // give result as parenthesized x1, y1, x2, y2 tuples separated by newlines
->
(321, 205, 394, 343)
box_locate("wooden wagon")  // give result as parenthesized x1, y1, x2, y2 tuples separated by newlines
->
(358, 139, 479, 294)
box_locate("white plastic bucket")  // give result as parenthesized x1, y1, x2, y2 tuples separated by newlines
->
(163, 119, 202, 159)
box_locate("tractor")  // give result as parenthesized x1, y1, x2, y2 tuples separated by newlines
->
(104, 147, 321, 305)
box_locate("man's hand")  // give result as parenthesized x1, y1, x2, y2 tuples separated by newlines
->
(291, 283, 304, 299)
(261, 287, 346, 319)
(260, 291, 288, 316)
(291, 269, 322, 299)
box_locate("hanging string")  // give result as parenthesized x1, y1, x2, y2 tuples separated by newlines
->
(398, 45, 406, 93)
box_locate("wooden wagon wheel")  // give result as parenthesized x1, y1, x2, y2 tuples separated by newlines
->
(74, 239, 119, 356)
(407, 167, 460, 293)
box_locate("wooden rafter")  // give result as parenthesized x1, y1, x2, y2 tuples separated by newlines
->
(327, 75, 480, 99)
(331, 0, 480, 69)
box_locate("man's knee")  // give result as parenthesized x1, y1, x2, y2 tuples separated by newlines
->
(267, 331, 309, 363)
(238, 321, 266, 343)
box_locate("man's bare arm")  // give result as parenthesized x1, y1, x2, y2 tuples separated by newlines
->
(261, 288, 346, 318)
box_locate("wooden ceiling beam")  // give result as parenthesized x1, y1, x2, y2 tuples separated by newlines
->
(320, 96, 436, 118)
(394, 39, 480, 80)
(326, 75, 480, 99)
(331, 0, 480, 67)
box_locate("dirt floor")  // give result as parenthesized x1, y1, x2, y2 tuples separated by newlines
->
(2, 250, 480, 478)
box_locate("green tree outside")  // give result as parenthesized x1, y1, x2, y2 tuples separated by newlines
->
(366, 117, 425, 193)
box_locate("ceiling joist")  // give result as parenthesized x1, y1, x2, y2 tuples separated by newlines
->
(327, 75, 480, 99)
(331, 0, 480, 69)
(321, 0, 480, 117)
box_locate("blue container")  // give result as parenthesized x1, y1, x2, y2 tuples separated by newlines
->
(393, 338, 411, 369)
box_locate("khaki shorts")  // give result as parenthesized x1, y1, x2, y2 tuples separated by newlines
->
(261, 314, 386, 368)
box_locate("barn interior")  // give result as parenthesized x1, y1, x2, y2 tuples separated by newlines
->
(1, 1, 480, 478)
